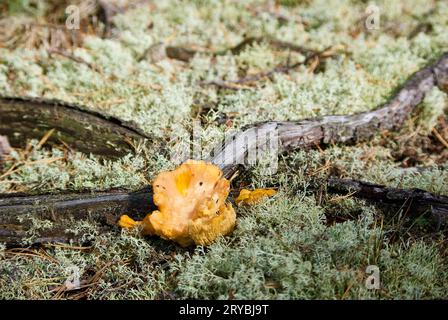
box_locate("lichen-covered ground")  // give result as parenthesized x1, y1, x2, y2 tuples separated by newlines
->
(0, 0, 447, 299)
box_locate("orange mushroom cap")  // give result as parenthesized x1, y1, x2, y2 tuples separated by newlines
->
(119, 160, 236, 247)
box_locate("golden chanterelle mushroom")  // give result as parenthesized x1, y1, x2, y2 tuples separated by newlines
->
(119, 160, 236, 247)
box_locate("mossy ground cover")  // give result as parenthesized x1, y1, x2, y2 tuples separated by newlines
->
(0, 0, 447, 299)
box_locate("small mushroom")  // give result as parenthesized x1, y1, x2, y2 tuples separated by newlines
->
(119, 160, 236, 247)
(235, 188, 277, 205)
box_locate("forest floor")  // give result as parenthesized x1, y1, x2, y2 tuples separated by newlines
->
(0, 0, 447, 299)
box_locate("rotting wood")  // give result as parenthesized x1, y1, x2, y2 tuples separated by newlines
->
(326, 178, 448, 228)
(0, 187, 155, 246)
(0, 96, 150, 158)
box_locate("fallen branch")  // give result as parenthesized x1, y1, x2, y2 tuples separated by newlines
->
(326, 178, 448, 228)
(2, 175, 446, 246)
(210, 52, 448, 177)
(201, 45, 337, 89)
(0, 96, 150, 158)
(143, 36, 318, 63)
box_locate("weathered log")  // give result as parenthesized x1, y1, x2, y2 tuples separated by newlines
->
(0, 96, 150, 158)
(326, 178, 448, 227)
(0, 187, 155, 246)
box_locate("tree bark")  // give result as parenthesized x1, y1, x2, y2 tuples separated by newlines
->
(0, 96, 150, 158)
(326, 178, 448, 228)
(0, 188, 155, 246)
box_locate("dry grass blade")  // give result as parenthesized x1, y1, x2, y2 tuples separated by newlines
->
(51, 259, 128, 300)
(36, 128, 55, 150)
(5, 247, 60, 264)
(44, 243, 93, 251)
(48, 49, 102, 73)
(328, 191, 357, 203)
(0, 156, 64, 179)
(432, 127, 448, 149)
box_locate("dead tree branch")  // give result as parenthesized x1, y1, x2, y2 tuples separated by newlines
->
(210, 52, 448, 178)
(143, 36, 319, 63)
(201, 45, 338, 89)
(1, 176, 446, 246)
(326, 178, 448, 227)
(0, 188, 155, 246)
